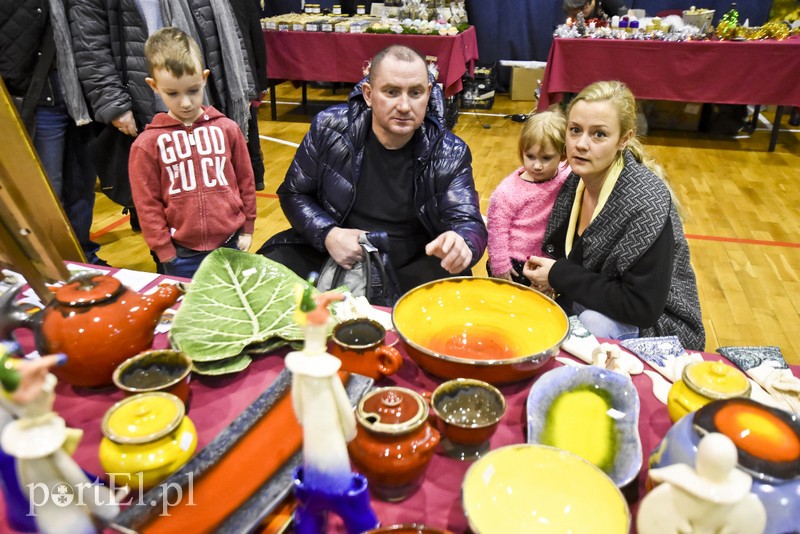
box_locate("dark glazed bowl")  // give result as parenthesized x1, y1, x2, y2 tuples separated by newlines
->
(392, 277, 569, 385)
(112, 349, 192, 403)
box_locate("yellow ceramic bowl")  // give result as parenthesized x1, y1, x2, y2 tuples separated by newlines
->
(463, 444, 630, 534)
(392, 278, 569, 384)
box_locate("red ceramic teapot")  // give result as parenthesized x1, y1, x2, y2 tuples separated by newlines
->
(28, 273, 182, 387)
(348, 386, 440, 502)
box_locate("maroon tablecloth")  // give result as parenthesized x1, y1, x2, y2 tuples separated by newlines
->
(537, 36, 800, 111)
(2, 267, 799, 532)
(264, 26, 479, 97)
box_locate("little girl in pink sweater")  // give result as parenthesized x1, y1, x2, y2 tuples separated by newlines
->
(487, 110, 571, 285)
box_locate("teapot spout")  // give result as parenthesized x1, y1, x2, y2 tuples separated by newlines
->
(147, 283, 183, 313)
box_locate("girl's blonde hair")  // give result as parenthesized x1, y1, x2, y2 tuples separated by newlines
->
(566, 80, 682, 213)
(145, 27, 204, 78)
(518, 109, 567, 162)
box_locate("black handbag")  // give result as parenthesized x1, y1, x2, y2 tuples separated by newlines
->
(89, 126, 134, 206)
(89, 3, 134, 207)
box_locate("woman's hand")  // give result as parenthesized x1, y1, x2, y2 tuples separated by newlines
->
(112, 110, 138, 137)
(324, 227, 365, 270)
(523, 256, 556, 293)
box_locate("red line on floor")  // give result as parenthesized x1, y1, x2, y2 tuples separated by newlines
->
(90, 216, 131, 240)
(686, 234, 800, 249)
(257, 192, 279, 199)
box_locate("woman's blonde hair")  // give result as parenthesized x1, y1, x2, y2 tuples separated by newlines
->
(518, 109, 567, 162)
(567, 80, 682, 213)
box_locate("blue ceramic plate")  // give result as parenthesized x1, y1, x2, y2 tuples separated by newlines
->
(526, 365, 642, 487)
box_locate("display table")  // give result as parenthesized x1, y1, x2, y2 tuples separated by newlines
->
(1, 266, 798, 532)
(537, 36, 800, 151)
(263, 26, 479, 119)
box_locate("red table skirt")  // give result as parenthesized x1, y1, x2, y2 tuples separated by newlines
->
(264, 26, 479, 97)
(538, 36, 800, 111)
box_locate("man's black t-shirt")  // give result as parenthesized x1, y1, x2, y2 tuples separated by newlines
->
(344, 131, 428, 268)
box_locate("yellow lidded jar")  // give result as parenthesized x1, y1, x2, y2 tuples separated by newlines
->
(99, 392, 197, 489)
(667, 360, 751, 423)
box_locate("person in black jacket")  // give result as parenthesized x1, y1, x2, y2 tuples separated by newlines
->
(0, 0, 107, 265)
(229, 0, 268, 191)
(260, 45, 487, 295)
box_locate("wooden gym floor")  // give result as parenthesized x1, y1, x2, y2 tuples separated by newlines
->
(92, 82, 800, 364)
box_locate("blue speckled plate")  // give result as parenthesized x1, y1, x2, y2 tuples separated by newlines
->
(526, 365, 642, 487)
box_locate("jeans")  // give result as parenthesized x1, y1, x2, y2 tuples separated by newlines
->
(32, 72, 101, 262)
(572, 303, 640, 341)
(163, 237, 240, 279)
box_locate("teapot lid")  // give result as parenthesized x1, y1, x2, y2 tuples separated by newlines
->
(102, 392, 185, 444)
(683, 360, 750, 399)
(56, 274, 124, 306)
(357, 386, 428, 435)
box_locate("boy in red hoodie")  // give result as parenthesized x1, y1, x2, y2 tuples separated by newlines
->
(129, 27, 257, 278)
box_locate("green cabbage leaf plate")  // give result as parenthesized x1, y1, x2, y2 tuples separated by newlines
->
(169, 249, 315, 366)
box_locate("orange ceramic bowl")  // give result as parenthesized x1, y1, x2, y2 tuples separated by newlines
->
(392, 278, 569, 385)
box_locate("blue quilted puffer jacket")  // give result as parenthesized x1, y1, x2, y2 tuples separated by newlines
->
(277, 78, 488, 267)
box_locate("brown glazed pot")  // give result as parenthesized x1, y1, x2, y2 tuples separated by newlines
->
(34, 273, 182, 387)
(348, 386, 440, 502)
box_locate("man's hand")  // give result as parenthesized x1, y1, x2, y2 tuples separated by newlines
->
(237, 233, 253, 252)
(425, 231, 472, 274)
(112, 110, 138, 137)
(324, 227, 365, 270)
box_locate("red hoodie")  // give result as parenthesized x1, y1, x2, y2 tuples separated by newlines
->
(129, 107, 256, 262)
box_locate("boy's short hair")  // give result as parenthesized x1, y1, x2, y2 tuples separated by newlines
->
(518, 109, 567, 161)
(144, 27, 204, 77)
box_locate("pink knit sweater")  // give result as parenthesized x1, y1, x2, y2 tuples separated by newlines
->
(487, 162, 571, 275)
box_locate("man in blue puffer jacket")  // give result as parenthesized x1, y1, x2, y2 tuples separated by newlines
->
(260, 45, 487, 293)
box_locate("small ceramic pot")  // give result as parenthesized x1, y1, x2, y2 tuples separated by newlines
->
(112, 349, 192, 404)
(649, 398, 800, 534)
(430, 378, 506, 460)
(330, 319, 403, 380)
(666, 360, 750, 422)
(348, 387, 439, 501)
(99, 392, 197, 490)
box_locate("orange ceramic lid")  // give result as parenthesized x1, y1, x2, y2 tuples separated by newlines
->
(56, 274, 123, 306)
(683, 360, 750, 399)
(357, 387, 428, 435)
(102, 392, 185, 444)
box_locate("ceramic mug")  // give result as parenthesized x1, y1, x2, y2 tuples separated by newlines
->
(330, 319, 402, 380)
(429, 378, 506, 460)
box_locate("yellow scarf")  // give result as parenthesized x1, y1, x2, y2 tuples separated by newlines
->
(565, 155, 625, 256)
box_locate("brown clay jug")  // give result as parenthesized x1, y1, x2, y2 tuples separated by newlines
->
(348, 386, 439, 502)
(31, 273, 182, 387)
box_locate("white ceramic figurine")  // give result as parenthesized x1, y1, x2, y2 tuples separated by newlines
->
(637, 432, 766, 534)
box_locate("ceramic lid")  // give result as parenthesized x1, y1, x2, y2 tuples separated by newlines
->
(682, 360, 751, 399)
(56, 274, 124, 306)
(357, 386, 428, 435)
(102, 392, 185, 444)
